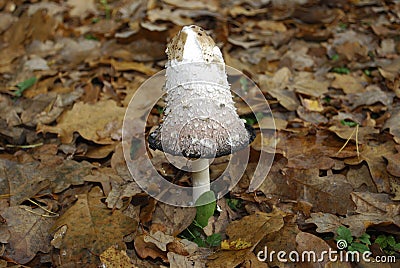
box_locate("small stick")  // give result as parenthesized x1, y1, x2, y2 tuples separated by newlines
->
(336, 124, 360, 158)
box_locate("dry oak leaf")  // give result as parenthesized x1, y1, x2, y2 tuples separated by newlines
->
(385, 148, 400, 177)
(345, 140, 397, 193)
(257, 67, 300, 111)
(38, 100, 126, 144)
(51, 186, 137, 265)
(296, 232, 332, 267)
(383, 107, 400, 144)
(255, 219, 300, 268)
(207, 209, 284, 267)
(0, 158, 93, 205)
(283, 168, 355, 215)
(1, 206, 55, 264)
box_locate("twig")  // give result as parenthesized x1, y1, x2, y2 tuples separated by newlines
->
(22, 198, 59, 218)
(5, 143, 43, 149)
(336, 124, 360, 158)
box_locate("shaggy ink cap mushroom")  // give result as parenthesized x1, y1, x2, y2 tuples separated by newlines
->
(148, 25, 255, 159)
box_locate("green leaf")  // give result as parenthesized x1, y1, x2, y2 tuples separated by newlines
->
(15, 77, 37, 97)
(387, 235, 396, 247)
(195, 191, 216, 228)
(206, 233, 222, 247)
(193, 237, 206, 247)
(358, 233, 371, 245)
(393, 243, 400, 251)
(330, 54, 339, 61)
(227, 198, 241, 211)
(340, 120, 358, 127)
(349, 242, 370, 253)
(336, 226, 353, 244)
(332, 67, 350, 74)
(375, 235, 388, 249)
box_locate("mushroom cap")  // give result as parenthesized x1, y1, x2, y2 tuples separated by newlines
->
(148, 25, 255, 158)
(148, 115, 256, 158)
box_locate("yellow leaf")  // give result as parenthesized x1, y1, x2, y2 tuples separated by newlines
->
(221, 238, 252, 250)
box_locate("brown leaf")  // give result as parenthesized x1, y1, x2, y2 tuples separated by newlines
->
(341, 213, 398, 238)
(151, 203, 196, 236)
(336, 41, 368, 61)
(350, 192, 400, 217)
(67, 0, 98, 18)
(134, 234, 168, 262)
(292, 72, 329, 97)
(278, 131, 356, 170)
(2, 206, 55, 264)
(106, 181, 142, 209)
(256, 219, 300, 268)
(38, 100, 126, 144)
(296, 232, 332, 266)
(51, 187, 137, 264)
(328, 124, 379, 144)
(383, 107, 400, 144)
(258, 67, 300, 111)
(385, 150, 400, 177)
(284, 168, 355, 215)
(305, 212, 342, 234)
(345, 140, 397, 193)
(329, 73, 366, 94)
(348, 85, 393, 110)
(226, 210, 285, 249)
(110, 59, 157, 75)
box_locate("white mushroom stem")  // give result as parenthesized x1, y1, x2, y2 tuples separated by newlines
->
(192, 159, 210, 202)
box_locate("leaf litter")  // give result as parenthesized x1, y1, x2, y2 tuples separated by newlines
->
(0, 0, 399, 267)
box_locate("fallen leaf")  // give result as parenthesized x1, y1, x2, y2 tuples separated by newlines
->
(296, 231, 332, 266)
(258, 67, 300, 111)
(305, 212, 342, 234)
(110, 59, 157, 75)
(51, 187, 137, 265)
(67, 0, 98, 18)
(144, 231, 175, 252)
(328, 124, 379, 144)
(134, 234, 168, 262)
(105, 181, 142, 209)
(38, 100, 126, 144)
(329, 73, 366, 94)
(345, 140, 397, 193)
(383, 107, 400, 144)
(385, 148, 400, 177)
(291, 72, 329, 97)
(348, 85, 393, 110)
(2, 206, 55, 264)
(255, 219, 300, 268)
(284, 168, 355, 215)
(350, 191, 400, 217)
(151, 203, 196, 236)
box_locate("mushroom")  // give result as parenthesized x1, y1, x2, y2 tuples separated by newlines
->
(148, 25, 255, 203)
